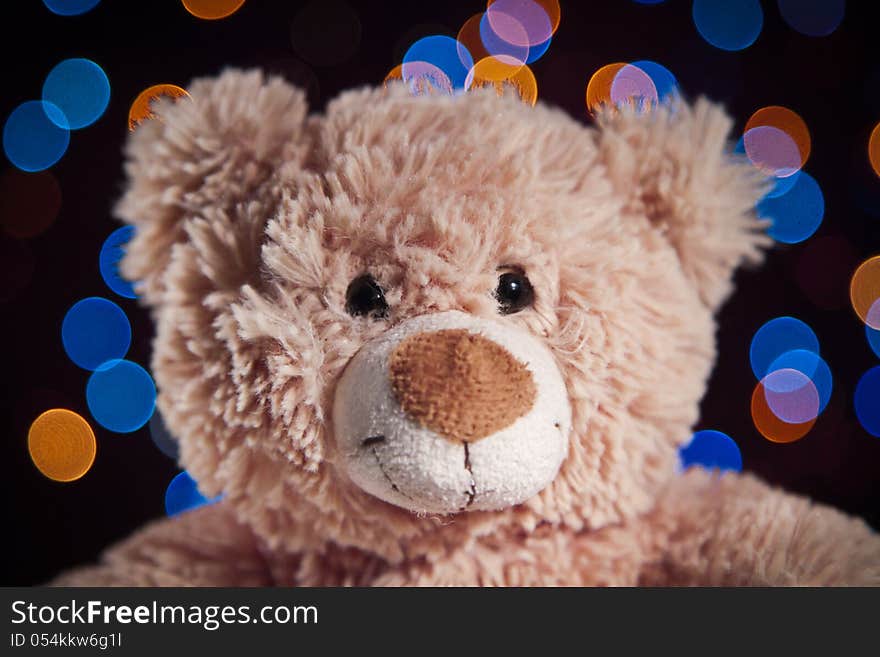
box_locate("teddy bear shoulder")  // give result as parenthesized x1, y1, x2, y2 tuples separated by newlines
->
(639, 468, 880, 586)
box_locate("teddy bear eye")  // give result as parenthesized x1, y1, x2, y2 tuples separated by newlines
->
(345, 275, 389, 318)
(495, 270, 534, 315)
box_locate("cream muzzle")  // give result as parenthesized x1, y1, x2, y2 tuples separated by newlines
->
(332, 311, 571, 514)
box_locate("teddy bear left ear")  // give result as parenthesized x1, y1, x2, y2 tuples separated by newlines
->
(116, 68, 310, 308)
(594, 98, 772, 310)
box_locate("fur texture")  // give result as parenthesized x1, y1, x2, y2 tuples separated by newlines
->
(52, 69, 880, 586)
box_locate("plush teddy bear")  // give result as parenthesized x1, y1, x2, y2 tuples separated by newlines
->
(53, 69, 880, 586)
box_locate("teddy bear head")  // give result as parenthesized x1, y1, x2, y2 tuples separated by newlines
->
(119, 70, 767, 561)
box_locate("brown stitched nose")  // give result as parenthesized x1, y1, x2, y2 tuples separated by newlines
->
(388, 329, 536, 443)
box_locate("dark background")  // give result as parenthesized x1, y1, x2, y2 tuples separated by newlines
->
(2, 0, 879, 585)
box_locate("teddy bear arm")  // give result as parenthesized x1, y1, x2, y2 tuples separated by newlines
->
(49, 503, 274, 587)
(639, 469, 880, 586)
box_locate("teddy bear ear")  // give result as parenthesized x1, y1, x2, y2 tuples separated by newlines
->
(593, 98, 772, 310)
(116, 68, 310, 307)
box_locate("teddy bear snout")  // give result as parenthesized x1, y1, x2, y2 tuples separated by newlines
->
(332, 311, 572, 515)
(388, 329, 537, 444)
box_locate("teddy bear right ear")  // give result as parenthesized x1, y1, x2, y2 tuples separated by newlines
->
(116, 68, 310, 308)
(593, 98, 772, 311)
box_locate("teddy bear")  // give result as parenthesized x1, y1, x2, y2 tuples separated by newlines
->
(52, 69, 880, 586)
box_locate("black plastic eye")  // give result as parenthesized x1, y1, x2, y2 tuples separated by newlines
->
(495, 270, 534, 315)
(345, 275, 388, 318)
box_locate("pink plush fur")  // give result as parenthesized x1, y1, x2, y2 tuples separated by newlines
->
(52, 70, 880, 586)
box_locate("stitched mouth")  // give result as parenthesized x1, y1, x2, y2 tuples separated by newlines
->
(364, 435, 474, 512)
(461, 442, 476, 511)
(361, 434, 386, 447)
(367, 443, 419, 505)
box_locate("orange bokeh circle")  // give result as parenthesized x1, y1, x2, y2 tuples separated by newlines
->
(850, 255, 880, 329)
(28, 409, 97, 482)
(751, 381, 815, 444)
(384, 64, 403, 84)
(128, 84, 190, 131)
(470, 61, 537, 106)
(181, 0, 246, 20)
(468, 53, 529, 85)
(458, 13, 492, 63)
(585, 63, 627, 115)
(869, 122, 880, 178)
(745, 105, 811, 169)
(458, 13, 525, 80)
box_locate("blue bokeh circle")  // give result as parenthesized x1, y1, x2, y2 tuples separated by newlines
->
(679, 430, 743, 473)
(3, 101, 70, 172)
(86, 359, 156, 433)
(42, 58, 110, 130)
(61, 296, 131, 371)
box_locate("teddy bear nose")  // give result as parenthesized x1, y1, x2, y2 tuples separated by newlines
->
(388, 328, 537, 443)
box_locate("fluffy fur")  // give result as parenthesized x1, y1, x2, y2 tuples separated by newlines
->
(53, 70, 880, 586)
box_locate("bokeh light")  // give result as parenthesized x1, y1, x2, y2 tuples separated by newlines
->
(866, 318, 880, 359)
(181, 0, 246, 20)
(28, 409, 96, 482)
(479, 11, 530, 67)
(609, 64, 658, 107)
(397, 61, 455, 96)
(756, 170, 824, 244)
(149, 410, 179, 461)
(850, 255, 880, 329)
(469, 61, 538, 105)
(850, 134, 880, 218)
(762, 169, 802, 199)
(464, 54, 524, 83)
(584, 61, 671, 113)
(99, 226, 137, 299)
(692, 0, 763, 51)
(384, 64, 404, 85)
(385, 62, 453, 96)
(61, 297, 131, 371)
(404, 35, 473, 92)
(744, 106, 811, 175)
(86, 359, 156, 433)
(761, 368, 820, 424)
(777, 0, 845, 37)
(521, 36, 550, 64)
(854, 365, 880, 437)
(0, 169, 61, 238)
(585, 63, 626, 115)
(42, 58, 110, 130)
(630, 60, 679, 101)
(165, 471, 219, 517)
(750, 316, 820, 380)
(768, 349, 833, 414)
(458, 14, 522, 75)
(743, 126, 803, 178)
(751, 379, 816, 443)
(679, 430, 743, 473)
(488, 0, 560, 33)
(128, 84, 190, 131)
(458, 14, 499, 72)
(486, 0, 554, 48)
(869, 122, 880, 178)
(43, 0, 101, 16)
(291, 0, 362, 67)
(3, 101, 70, 172)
